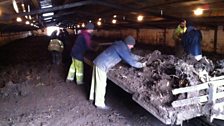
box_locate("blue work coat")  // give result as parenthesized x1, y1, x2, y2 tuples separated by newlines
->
(93, 41, 144, 72)
(181, 26, 202, 56)
(71, 31, 91, 61)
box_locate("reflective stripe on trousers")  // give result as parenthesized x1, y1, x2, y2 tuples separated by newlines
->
(66, 58, 84, 84)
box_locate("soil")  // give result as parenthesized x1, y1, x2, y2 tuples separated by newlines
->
(0, 36, 167, 126)
(0, 36, 223, 126)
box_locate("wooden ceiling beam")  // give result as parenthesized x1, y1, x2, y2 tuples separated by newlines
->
(30, 0, 40, 9)
(6, 0, 94, 19)
(94, 0, 179, 20)
(4, 0, 179, 21)
(0, 0, 23, 5)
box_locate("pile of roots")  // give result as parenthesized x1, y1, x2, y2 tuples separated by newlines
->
(108, 50, 224, 106)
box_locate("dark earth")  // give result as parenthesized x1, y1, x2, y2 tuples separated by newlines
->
(0, 35, 223, 126)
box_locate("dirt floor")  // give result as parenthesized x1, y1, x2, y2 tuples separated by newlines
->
(0, 36, 168, 126)
(0, 36, 223, 126)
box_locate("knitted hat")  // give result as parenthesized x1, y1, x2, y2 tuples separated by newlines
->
(124, 35, 136, 45)
(86, 22, 94, 30)
(187, 21, 194, 27)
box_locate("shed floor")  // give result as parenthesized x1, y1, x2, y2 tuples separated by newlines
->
(0, 36, 223, 126)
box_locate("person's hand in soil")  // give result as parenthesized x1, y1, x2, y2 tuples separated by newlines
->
(142, 61, 147, 67)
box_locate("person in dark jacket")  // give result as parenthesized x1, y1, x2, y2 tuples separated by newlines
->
(50, 30, 58, 39)
(181, 23, 202, 61)
(89, 35, 147, 109)
(59, 28, 70, 65)
(66, 22, 94, 84)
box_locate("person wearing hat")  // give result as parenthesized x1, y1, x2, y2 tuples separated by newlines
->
(89, 35, 147, 109)
(48, 30, 64, 65)
(181, 22, 202, 61)
(66, 22, 95, 84)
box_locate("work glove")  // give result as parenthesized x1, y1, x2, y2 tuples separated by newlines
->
(142, 61, 147, 67)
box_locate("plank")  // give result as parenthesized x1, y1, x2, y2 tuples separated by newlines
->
(172, 95, 208, 107)
(210, 76, 224, 81)
(172, 83, 209, 95)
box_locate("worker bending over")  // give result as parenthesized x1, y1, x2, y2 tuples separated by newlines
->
(89, 35, 147, 109)
(66, 23, 94, 84)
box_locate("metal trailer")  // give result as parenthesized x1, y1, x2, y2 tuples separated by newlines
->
(84, 57, 224, 125)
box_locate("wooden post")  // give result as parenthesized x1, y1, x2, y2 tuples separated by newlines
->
(136, 28, 140, 42)
(214, 27, 218, 53)
(163, 28, 166, 46)
(208, 82, 217, 122)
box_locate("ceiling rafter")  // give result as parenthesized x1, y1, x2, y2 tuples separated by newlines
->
(94, 0, 179, 20)
(5, 0, 94, 19)
(30, 0, 40, 9)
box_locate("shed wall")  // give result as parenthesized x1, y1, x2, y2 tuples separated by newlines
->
(94, 28, 224, 54)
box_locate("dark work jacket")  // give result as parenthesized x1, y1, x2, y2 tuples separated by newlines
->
(181, 26, 202, 56)
(93, 41, 144, 72)
(71, 30, 91, 61)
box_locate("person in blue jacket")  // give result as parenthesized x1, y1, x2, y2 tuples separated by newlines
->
(181, 22, 202, 61)
(89, 35, 147, 109)
(66, 22, 94, 84)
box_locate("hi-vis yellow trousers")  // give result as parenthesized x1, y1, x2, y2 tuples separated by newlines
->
(66, 58, 84, 84)
(89, 65, 107, 107)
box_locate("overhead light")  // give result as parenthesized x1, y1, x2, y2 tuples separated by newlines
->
(16, 17, 22, 22)
(77, 24, 80, 28)
(45, 20, 51, 23)
(44, 17, 52, 20)
(12, 0, 19, 13)
(98, 18, 102, 21)
(21, 3, 26, 12)
(28, 5, 30, 12)
(27, 4, 32, 20)
(112, 19, 117, 24)
(25, 21, 30, 25)
(194, 8, 203, 16)
(41, 5, 52, 9)
(81, 23, 85, 27)
(34, 25, 39, 28)
(97, 21, 102, 26)
(113, 15, 117, 18)
(137, 15, 144, 22)
(160, 10, 163, 16)
(89, 20, 92, 23)
(30, 23, 34, 26)
(42, 12, 54, 17)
